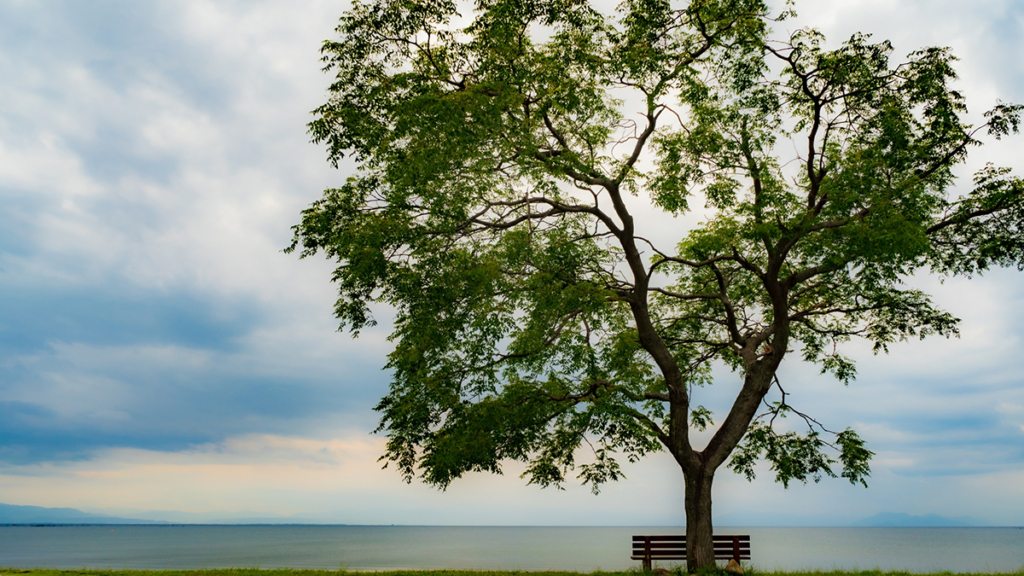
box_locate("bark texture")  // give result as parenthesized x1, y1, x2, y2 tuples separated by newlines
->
(684, 468, 716, 570)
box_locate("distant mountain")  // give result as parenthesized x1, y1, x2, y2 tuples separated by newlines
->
(852, 512, 985, 527)
(0, 503, 166, 524)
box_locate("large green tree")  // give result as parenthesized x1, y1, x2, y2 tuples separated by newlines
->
(290, 0, 1024, 569)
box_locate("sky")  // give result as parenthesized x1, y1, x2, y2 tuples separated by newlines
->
(0, 0, 1022, 527)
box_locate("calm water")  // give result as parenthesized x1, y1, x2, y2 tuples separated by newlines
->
(1, 525, 1023, 572)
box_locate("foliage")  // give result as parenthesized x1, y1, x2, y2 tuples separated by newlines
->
(289, 0, 1024, 556)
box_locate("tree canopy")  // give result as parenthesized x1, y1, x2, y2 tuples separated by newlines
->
(290, 0, 1023, 568)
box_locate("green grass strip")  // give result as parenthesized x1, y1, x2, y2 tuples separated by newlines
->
(2, 565, 1024, 569)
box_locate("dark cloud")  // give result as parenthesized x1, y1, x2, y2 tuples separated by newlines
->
(0, 269, 387, 463)
(0, 284, 259, 353)
(0, 366, 381, 466)
(0, 399, 212, 465)
(0, 322, 386, 465)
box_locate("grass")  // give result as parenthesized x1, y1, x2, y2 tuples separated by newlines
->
(2, 569, 1024, 576)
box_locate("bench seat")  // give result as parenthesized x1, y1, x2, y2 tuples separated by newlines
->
(631, 534, 750, 569)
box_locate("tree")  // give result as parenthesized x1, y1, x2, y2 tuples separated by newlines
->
(289, 0, 1024, 569)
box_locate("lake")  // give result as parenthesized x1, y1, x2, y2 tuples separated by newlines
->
(1, 525, 1022, 572)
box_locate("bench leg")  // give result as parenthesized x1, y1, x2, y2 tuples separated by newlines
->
(644, 538, 652, 571)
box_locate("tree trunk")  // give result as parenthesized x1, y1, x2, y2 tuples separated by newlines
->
(684, 467, 716, 572)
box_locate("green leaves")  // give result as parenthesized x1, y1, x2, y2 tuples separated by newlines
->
(689, 405, 714, 432)
(835, 429, 873, 487)
(927, 165, 1024, 276)
(985, 102, 1024, 139)
(728, 422, 873, 489)
(728, 423, 835, 488)
(295, 0, 1021, 504)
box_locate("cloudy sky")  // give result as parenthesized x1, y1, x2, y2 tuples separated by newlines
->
(0, 0, 1022, 526)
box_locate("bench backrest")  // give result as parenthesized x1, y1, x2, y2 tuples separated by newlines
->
(631, 534, 751, 562)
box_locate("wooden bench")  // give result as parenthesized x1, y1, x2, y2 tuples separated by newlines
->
(631, 534, 750, 570)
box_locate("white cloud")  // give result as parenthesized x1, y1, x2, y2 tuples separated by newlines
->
(999, 402, 1024, 414)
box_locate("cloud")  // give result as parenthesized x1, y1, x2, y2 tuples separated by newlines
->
(0, 0, 390, 466)
(0, 328, 391, 464)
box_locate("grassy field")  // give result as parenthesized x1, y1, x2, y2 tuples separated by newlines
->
(3, 569, 1024, 576)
